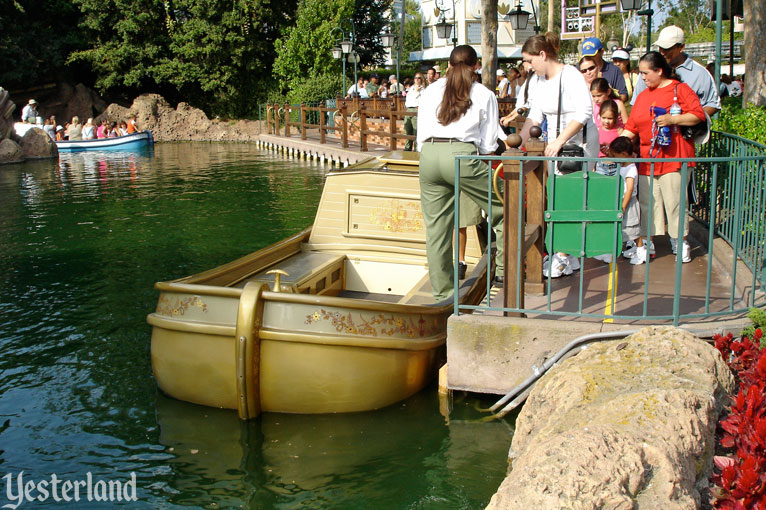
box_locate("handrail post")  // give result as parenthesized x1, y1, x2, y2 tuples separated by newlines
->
(524, 138, 546, 295)
(319, 105, 326, 144)
(300, 103, 307, 140)
(360, 103, 368, 152)
(342, 105, 349, 148)
(389, 103, 397, 150)
(284, 102, 291, 137)
(266, 105, 272, 135)
(503, 154, 523, 316)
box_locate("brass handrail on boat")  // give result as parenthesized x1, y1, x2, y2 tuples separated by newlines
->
(492, 163, 504, 205)
(234, 282, 267, 420)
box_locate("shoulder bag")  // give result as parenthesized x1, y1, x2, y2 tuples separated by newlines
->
(555, 75, 586, 174)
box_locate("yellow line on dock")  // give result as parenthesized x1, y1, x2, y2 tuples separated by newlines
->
(603, 262, 617, 323)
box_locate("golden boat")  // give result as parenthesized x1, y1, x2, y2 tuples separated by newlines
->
(147, 152, 489, 419)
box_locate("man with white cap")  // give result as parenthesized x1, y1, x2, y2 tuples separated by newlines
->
(388, 74, 405, 95)
(581, 37, 628, 102)
(21, 99, 39, 124)
(631, 25, 720, 117)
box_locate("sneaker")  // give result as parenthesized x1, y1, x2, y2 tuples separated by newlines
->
(458, 261, 467, 280)
(630, 245, 647, 265)
(677, 241, 691, 263)
(622, 240, 637, 259)
(644, 239, 656, 258)
(543, 253, 573, 278)
(670, 237, 678, 255)
(593, 254, 613, 263)
(567, 255, 581, 271)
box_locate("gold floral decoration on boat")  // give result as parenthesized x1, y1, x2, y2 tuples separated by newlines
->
(156, 295, 208, 316)
(369, 199, 423, 233)
(305, 310, 442, 338)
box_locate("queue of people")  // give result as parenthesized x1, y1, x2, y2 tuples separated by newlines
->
(414, 26, 719, 300)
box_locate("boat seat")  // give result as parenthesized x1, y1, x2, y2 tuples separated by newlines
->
(240, 251, 346, 294)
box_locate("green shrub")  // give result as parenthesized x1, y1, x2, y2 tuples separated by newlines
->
(286, 73, 344, 105)
(711, 102, 766, 146)
(741, 308, 766, 348)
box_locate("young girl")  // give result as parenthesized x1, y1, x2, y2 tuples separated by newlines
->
(591, 78, 629, 128)
(609, 136, 641, 263)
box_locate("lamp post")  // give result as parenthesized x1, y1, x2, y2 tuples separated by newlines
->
(333, 18, 359, 97)
(435, 0, 458, 47)
(620, 0, 652, 51)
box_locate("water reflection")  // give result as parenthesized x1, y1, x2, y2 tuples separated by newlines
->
(155, 390, 513, 509)
(0, 143, 513, 510)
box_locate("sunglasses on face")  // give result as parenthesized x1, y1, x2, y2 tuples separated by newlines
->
(580, 65, 597, 73)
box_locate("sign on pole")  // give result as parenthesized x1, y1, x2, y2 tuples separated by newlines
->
(561, 0, 594, 40)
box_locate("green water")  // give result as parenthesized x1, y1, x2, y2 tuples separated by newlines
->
(0, 143, 513, 509)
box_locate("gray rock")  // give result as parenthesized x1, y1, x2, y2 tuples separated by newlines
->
(20, 128, 58, 159)
(0, 138, 23, 164)
(486, 326, 735, 510)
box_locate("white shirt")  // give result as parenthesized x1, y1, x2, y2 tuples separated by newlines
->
(516, 74, 545, 110)
(620, 163, 638, 198)
(527, 65, 597, 152)
(405, 85, 424, 108)
(497, 77, 510, 96)
(416, 78, 501, 154)
(347, 84, 368, 98)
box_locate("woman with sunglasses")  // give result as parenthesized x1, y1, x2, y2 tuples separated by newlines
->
(417, 45, 505, 300)
(578, 56, 600, 87)
(404, 74, 426, 151)
(518, 32, 599, 278)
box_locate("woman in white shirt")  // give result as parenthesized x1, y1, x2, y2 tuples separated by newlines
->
(518, 32, 599, 278)
(416, 45, 505, 301)
(403, 73, 426, 151)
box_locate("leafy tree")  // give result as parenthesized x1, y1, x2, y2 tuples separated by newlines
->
(69, 0, 296, 116)
(402, 0, 422, 61)
(273, 0, 391, 95)
(0, 0, 89, 88)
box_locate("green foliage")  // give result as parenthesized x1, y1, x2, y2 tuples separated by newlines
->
(68, 0, 296, 117)
(286, 73, 344, 104)
(273, 0, 392, 97)
(711, 101, 766, 146)
(402, 0, 422, 60)
(741, 308, 766, 348)
(0, 0, 88, 88)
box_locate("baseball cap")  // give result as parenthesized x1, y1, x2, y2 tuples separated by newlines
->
(29, 99, 37, 104)
(433, 65, 441, 73)
(655, 25, 685, 49)
(496, 69, 506, 76)
(389, 74, 396, 81)
(611, 49, 630, 61)
(370, 72, 379, 79)
(581, 38, 603, 57)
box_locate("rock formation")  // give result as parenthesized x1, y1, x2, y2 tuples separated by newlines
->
(0, 87, 24, 164)
(486, 326, 735, 510)
(20, 128, 58, 160)
(97, 94, 262, 142)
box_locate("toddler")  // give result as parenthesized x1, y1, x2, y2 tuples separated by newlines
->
(609, 136, 643, 263)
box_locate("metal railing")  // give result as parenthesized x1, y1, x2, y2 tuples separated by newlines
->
(453, 130, 766, 325)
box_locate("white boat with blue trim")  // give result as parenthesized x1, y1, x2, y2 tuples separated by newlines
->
(56, 131, 153, 152)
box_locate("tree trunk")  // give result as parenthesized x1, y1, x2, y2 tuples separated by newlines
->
(549, 0, 555, 33)
(744, 0, 766, 106)
(481, 0, 499, 90)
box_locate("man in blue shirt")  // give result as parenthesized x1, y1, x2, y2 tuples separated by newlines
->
(631, 26, 721, 117)
(581, 37, 628, 102)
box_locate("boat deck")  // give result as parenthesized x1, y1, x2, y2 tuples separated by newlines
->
(478, 235, 748, 324)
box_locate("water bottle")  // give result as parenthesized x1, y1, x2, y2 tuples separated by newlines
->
(669, 101, 681, 133)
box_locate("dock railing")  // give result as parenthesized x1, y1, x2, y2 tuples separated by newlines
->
(454, 130, 766, 325)
(263, 98, 416, 151)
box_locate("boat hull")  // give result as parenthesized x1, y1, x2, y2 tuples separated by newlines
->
(56, 131, 153, 152)
(148, 155, 489, 418)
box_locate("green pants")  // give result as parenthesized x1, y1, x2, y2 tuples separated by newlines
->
(419, 141, 504, 301)
(404, 108, 418, 151)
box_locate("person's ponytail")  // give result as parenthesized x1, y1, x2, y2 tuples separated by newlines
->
(437, 45, 478, 126)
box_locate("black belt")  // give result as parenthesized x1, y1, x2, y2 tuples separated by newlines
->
(424, 137, 467, 143)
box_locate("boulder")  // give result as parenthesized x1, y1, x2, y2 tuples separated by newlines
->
(95, 93, 261, 142)
(0, 138, 23, 164)
(487, 326, 735, 510)
(20, 128, 58, 160)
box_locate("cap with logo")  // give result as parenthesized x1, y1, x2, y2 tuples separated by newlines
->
(655, 25, 685, 49)
(581, 38, 603, 57)
(496, 69, 506, 76)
